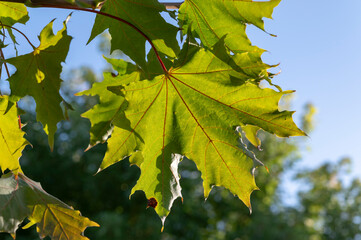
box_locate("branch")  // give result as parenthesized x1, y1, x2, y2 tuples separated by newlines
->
(0, 0, 101, 8)
(0, 0, 182, 9)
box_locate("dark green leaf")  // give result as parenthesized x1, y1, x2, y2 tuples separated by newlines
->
(6, 20, 72, 149)
(88, 0, 179, 71)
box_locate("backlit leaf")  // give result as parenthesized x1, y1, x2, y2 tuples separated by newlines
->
(0, 2, 29, 26)
(0, 96, 28, 174)
(77, 57, 142, 147)
(91, 40, 304, 223)
(88, 0, 179, 71)
(0, 0, 306, 233)
(179, 0, 280, 53)
(6, 20, 72, 149)
(0, 173, 99, 239)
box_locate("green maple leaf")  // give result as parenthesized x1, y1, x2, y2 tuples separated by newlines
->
(179, 0, 280, 54)
(88, 0, 179, 71)
(0, 173, 99, 239)
(86, 41, 304, 223)
(0, 2, 29, 49)
(0, 96, 28, 174)
(0, 2, 29, 26)
(78, 57, 142, 147)
(78, 53, 172, 148)
(6, 20, 72, 149)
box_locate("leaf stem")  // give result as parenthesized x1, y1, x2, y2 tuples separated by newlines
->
(33, 4, 169, 74)
(0, 46, 10, 79)
(0, 23, 36, 49)
(0, 21, 6, 88)
(0, 21, 10, 92)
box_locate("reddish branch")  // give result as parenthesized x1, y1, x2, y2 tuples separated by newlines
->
(0, 0, 182, 9)
(0, 0, 181, 73)
(0, 0, 101, 8)
(0, 24, 36, 49)
(42, 4, 169, 73)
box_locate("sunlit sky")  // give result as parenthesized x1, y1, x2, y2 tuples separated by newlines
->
(256, 0, 361, 178)
(1, 1, 361, 183)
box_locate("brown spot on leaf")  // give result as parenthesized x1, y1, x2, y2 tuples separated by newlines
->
(147, 197, 158, 209)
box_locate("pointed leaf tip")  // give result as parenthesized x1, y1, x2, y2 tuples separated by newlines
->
(95, 168, 103, 175)
(65, 12, 73, 24)
(84, 144, 92, 152)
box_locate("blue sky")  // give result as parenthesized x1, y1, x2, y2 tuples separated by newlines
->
(1, 1, 361, 181)
(255, 0, 361, 178)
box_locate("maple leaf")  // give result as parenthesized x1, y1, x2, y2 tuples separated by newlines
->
(0, 96, 28, 174)
(0, 173, 29, 238)
(0, 0, 306, 234)
(178, 0, 280, 54)
(0, 173, 99, 239)
(6, 19, 72, 149)
(0, 2, 29, 50)
(77, 57, 142, 147)
(0, 2, 29, 26)
(85, 40, 304, 224)
(88, 0, 179, 71)
(78, 53, 172, 148)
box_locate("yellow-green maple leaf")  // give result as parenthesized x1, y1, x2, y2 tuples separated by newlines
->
(0, 173, 98, 239)
(88, 41, 304, 224)
(0, 96, 28, 174)
(0, 2, 29, 26)
(179, 0, 280, 54)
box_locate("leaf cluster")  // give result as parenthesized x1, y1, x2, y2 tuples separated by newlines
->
(0, 0, 305, 238)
